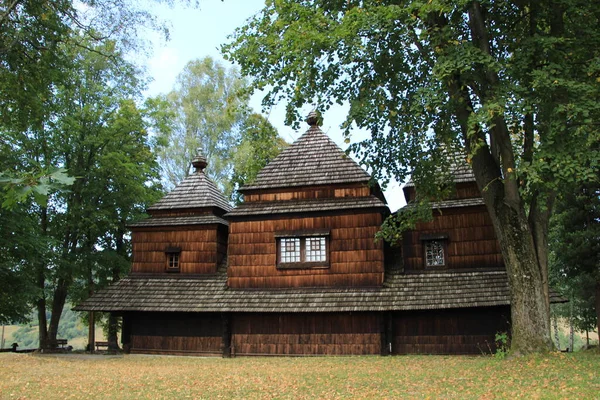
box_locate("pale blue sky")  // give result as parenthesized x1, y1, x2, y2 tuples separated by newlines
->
(145, 0, 405, 210)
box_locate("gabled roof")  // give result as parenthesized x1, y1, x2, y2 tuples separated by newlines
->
(148, 155, 232, 213)
(241, 115, 371, 191)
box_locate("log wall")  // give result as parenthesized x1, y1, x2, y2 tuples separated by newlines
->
(227, 212, 385, 288)
(131, 225, 222, 274)
(232, 313, 381, 355)
(127, 312, 223, 355)
(392, 306, 511, 354)
(402, 205, 504, 271)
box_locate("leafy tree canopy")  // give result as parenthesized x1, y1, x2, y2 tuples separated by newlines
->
(230, 113, 289, 204)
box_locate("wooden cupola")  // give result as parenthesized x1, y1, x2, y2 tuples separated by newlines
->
(128, 150, 232, 275)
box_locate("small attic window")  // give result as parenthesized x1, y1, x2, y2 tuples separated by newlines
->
(165, 246, 181, 272)
(424, 240, 446, 267)
(420, 234, 448, 268)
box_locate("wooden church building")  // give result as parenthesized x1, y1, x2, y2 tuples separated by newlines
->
(76, 113, 560, 356)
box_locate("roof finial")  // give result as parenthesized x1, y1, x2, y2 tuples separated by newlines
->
(191, 147, 208, 172)
(306, 110, 320, 127)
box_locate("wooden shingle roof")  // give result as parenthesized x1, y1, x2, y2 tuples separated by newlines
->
(225, 196, 387, 218)
(241, 118, 370, 191)
(147, 156, 232, 213)
(75, 269, 565, 313)
(128, 215, 228, 228)
(404, 149, 475, 189)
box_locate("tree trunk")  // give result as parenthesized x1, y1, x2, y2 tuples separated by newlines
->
(88, 311, 95, 354)
(491, 205, 554, 355)
(48, 277, 70, 345)
(569, 299, 574, 352)
(553, 314, 560, 351)
(596, 281, 600, 347)
(37, 207, 49, 350)
(107, 227, 126, 351)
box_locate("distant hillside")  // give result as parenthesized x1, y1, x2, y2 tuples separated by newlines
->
(1, 307, 107, 350)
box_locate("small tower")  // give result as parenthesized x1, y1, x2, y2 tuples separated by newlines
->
(128, 148, 232, 274)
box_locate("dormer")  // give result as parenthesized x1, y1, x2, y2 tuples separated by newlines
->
(128, 152, 232, 275)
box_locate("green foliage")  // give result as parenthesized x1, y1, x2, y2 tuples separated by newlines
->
(0, 31, 163, 343)
(0, 168, 75, 209)
(150, 56, 251, 198)
(224, 1, 600, 197)
(230, 113, 288, 204)
(550, 182, 600, 334)
(494, 332, 510, 359)
(376, 200, 433, 247)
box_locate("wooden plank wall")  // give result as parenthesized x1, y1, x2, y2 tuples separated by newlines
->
(402, 205, 504, 271)
(227, 212, 384, 288)
(131, 226, 219, 274)
(392, 306, 511, 355)
(128, 312, 223, 355)
(244, 185, 371, 202)
(232, 313, 381, 355)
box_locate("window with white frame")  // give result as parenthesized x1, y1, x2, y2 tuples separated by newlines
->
(280, 237, 301, 263)
(276, 231, 329, 268)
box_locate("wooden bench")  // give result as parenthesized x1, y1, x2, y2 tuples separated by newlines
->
(95, 341, 109, 351)
(56, 339, 68, 348)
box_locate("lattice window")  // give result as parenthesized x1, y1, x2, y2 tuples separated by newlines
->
(305, 237, 326, 262)
(280, 237, 301, 263)
(166, 253, 180, 271)
(425, 240, 445, 267)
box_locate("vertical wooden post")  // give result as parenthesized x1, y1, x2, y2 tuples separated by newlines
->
(88, 311, 95, 354)
(222, 313, 231, 358)
(121, 313, 132, 353)
(380, 312, 393, 356)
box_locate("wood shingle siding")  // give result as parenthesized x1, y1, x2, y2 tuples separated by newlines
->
(227, 212, 385, 288)
(232, 313, 381, 356)
(403, 205, 504, 271)
(392, 307, 511, 355)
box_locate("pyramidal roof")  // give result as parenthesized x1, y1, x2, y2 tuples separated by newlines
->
(148, 154, 232, 213)
(241, 113, 371, 191)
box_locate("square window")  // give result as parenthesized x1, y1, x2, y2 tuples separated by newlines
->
(280, 237, 301, 263)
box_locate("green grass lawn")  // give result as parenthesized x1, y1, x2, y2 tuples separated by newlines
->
(0, 352, 598, 399)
